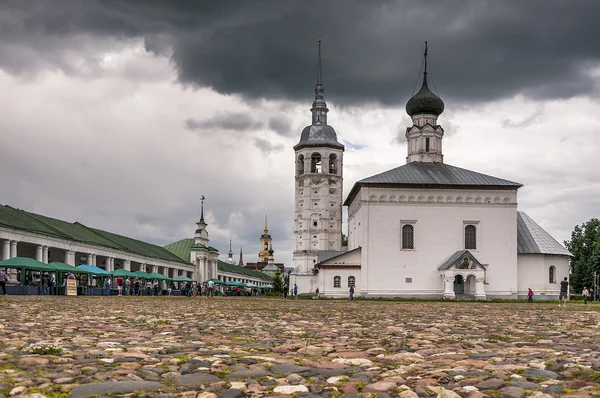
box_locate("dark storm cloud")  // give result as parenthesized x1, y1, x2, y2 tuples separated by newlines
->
(185, 111, 293, 137)
(2, 0, 600, 106)
(186, 112, 257, 131)
(254, 137, 285, 155)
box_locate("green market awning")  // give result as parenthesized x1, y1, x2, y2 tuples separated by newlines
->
(48, 262, 91, 274)
(146, 272, 171, 281)
(0, 257, 55, 271)
(225, 280, 245, 287)
(131, 271, 152, 279)
(172, 275, 193, 282)
(111, 268, 136, 277)
(203, 278, 225, 285)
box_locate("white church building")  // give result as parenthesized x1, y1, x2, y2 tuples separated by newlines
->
(290, 42, 571, 300)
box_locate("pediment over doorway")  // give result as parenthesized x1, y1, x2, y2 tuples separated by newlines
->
(438, 250, 486, 271)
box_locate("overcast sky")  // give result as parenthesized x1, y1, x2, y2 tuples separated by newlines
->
(1, 0, 599, 268)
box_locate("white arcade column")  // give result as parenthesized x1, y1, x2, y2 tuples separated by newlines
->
(36, 245, 43, 262)
(10, 241, 18, 258)
(87, 254, 93, 266)
(42, 246, 48, 263)
(123, 260, 131, 271)
(2, 240, 10, 260)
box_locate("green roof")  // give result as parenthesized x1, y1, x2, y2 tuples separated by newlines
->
(0, 205, 188, 265)
(163, 239, 271, 281)
(164, 238, 195, 260)
(217, 260, 272, 282)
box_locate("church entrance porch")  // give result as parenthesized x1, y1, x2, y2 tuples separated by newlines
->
(453, 275, 464, 294)
(439, 250, 487, 300)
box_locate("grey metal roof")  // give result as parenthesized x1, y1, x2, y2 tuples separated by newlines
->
(517, 212, 571, 256)
(262, 262, 279, 272)
(438, 250, 486, 270)
(317, 249, 347, 263)
(359, 162, 522, 187)
(295, 124, 344, 150)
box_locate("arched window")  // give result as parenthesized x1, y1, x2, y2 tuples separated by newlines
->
(311, 153, 322, 173)
(329, 154, 337, 174)
(402, 224, 414, 249)
(333, 276, 341, 288)
(297, 155, 304, 175)
(549, 266, 556, 284)
(465, 225, 477, 250)
(348, 276, 355, 288)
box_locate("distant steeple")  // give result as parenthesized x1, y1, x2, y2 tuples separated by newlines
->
(311, 34, 328, 125)
(200, 195, 205, 222)
(226, 237, 234, 263)
(194, 195, 209, 246)
(264, 214, 269, 234)
(238, 246, 244, 266)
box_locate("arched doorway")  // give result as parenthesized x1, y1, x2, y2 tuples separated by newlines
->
(453, 275, 464, 294)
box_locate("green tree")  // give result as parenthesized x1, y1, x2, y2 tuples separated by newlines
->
(272, 270, 283, 294)
(341, 233, 348, 246)
(565, 218, 600, 293)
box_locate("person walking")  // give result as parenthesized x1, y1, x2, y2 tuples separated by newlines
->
(125, 277, 131, 296)
(527, 288, 534, 303)
(116, 277, 123, 296)
(283, 283, 288, 299)
(559, 277, 569, 306)
(0, 269, 7, 295)
(104, 276, 112, 296)
(293, 283, 298, 299)
(207, 279, 214, 298)
(48, 272, 56, 295)
(583, 287, 590, 304)
(349, 285, 355, 301)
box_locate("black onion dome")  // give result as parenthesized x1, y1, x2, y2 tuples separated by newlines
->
(406, 76, 445, 116)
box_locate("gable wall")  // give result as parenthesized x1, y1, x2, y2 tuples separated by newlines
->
(517, 253, 570, 299)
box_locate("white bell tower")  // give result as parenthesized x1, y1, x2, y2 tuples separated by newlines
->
(293, 37, 344, 275)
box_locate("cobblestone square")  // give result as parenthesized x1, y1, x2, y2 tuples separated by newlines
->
(1, 297, 599, 398)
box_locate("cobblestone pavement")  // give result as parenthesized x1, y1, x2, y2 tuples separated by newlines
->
(1, 297, 600, 398)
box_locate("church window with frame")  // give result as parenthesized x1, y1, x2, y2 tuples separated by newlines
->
(334, 276, 341, 288)
(402, 224, 414, 250)
(311, 153, 322, 173)
(465, 225, 477, 250)
(348, 276, 355, 288)
(425, 137, 430, 152)
(549, 265, 556, 283)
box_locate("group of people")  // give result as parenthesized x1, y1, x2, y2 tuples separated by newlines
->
(103, 276, 162, 296)
(282, 283, 298, 299)
(101, 277, 218, 298)
(526, 277, 595, 306)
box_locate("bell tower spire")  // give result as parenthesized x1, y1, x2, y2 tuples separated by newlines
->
(311, 34, 328, 125)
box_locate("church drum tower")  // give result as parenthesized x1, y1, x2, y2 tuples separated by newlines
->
(292, 38, 345, 281)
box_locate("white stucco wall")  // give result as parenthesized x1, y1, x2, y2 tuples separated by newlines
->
(320, 268, 361, 298)
(348, 187, 519, 298)
(517, 253, 570, 299)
